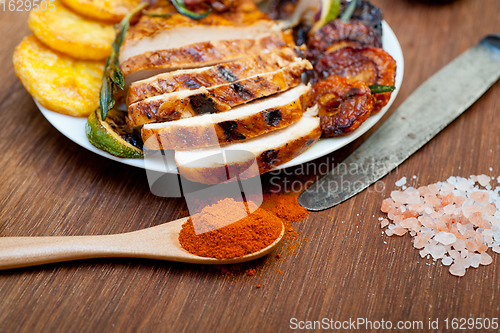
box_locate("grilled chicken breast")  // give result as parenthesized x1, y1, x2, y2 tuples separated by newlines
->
(127, 58, 312, 127)
(121, 33, 296, 85)
(119, 0, 285, 82)
(127, 47, 304, 105)
(175, 107, 321, 184)
(142, 84, 310, 150)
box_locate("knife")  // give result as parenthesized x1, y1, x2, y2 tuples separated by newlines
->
(298, 33, 500, 211)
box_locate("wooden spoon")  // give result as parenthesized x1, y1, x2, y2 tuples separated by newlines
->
(0, 217, 284, 270)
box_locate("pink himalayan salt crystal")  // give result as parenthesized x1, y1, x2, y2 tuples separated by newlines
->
(417, 186, 430, 196)
(430, 210, 444, 219)
(418, 216, 436, 229)
(428, 184, 440, 195)
(477, 239, 488, 252)
(480, 230, 494, 244)
(443, 204, 456, 215)
(468, 253, 482, 268)
(480, 252, 493, 265)
(434, 231, 457, 245)
(452, 239, 467, 252)
(409, 203, 426, 214)
(449, 263, 466, 277)
(465, 239, 479, 252)
(481, 203, 497, 216)
(477, 174, 490, 187)
(469, 212, 491, 229)
(424, 193, 441, 207)
(485, 215, 500, 227)
(404, 188, 423, 205)
(400, 217, 420, 231)
(461, 228, 476, 239)
(380, 219, 389, 228)
(380, 175, 500, 277)
(381, 199, 395, 213)
(413, 234, 431, 249)
(435, 217, 449, 232)
(392, 227, 408, 236)
(442, 256, 453, 266)
(470, 191, 489, 203)
(442, 183, 455, 193)
(441, 193, 454, 206)
(402, 210, 419, 219)
(462, 205, 481, 218)
(391, 191, 408, 204)
(454, 196, 466, 206)
(450, 228, 465, 241)
(388, 208, 402, 221)
(448, 250, 460, 259)
(426, 243, 446, 259)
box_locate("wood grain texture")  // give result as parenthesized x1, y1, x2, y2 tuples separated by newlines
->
(1, 1, 500, 332)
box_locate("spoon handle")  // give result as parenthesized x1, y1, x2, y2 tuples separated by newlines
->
(0, 234, 135, 270)
(0, 218, 198, 270)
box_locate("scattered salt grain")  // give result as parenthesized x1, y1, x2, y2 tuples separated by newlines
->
(449, 263, 466, 277)
(395, 177, 407, 187)
(434, 232, 456, 245)
(481, 252, 493, 265)
(477, 174, 490, 187)
(413, 175, 417, 179)
(379, 174, 500, 277)
(441, 256, 453, 266)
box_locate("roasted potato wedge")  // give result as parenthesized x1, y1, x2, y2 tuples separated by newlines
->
(60, 0, 140, 23)
(28, 0, 115, 60)
(13, 36, 104, 117)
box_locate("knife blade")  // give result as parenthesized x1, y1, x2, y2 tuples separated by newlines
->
(298, 34, 500, 211)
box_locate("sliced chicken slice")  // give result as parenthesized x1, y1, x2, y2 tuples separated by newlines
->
(127, 58, 312, 128)
(120, 0, 273, 63)
(121, 32, 295, 84)
(127, 47, 304, 105)
(142, 84, 310, 150)
(119, 0, 286, 80)
(174, 107, 321, 184)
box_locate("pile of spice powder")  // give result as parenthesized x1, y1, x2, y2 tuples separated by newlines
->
(207, 192, 310, 278)
(380, 175, 500, 276)
(261, 193, 309, 254)
(179, 198, 283, 259)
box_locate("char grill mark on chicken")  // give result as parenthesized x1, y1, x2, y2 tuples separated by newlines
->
(119, 0, 286, 81)
(121, 32, 296, 84)
(127, 59, 312, 128)
(174, 107, 321, 184)
(141, 84, 310, 150)
(127, 47, 303, 105)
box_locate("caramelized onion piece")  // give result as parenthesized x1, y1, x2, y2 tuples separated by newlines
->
(307, 20, 382, 64)
(308, 75, 373, 137)
(313, 46, 396, 113)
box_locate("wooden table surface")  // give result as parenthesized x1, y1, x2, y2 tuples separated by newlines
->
(1, 0, 500, 332)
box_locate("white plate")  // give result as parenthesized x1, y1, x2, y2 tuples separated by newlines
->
(38, 21, 404, 173)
